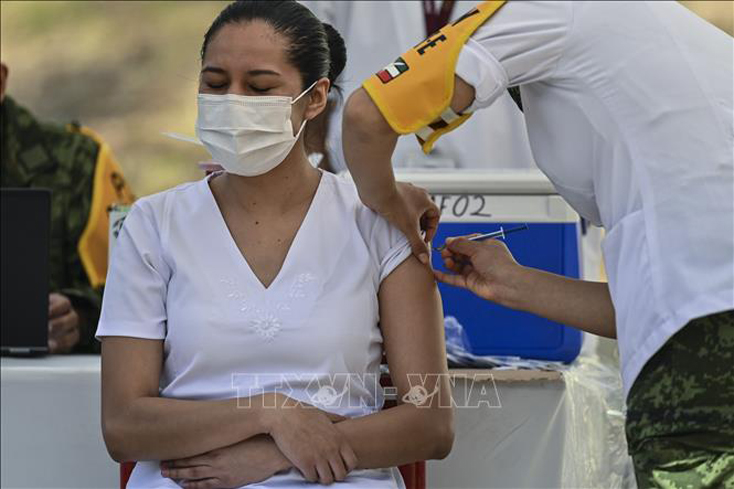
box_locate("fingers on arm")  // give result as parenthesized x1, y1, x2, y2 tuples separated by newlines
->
(300, 464, 319, 483)
(181, 478, 221, 489)
(414, 186, 440, 260)
(163, 464, 209, 481)
(329, 455, 348, 482)
(341, 443, 358, 473)
(433, 269, 469, 289)
(422, 206, 441, 244)
(163, 454, 210, 470)
(316, 459, 335, 485)
(408, 234, 431, 265)
(315, 443, 352, 484)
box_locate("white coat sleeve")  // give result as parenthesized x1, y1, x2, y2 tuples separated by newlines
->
(370, 216, 413, 285)
(95, 202, 170, 341)
(455, 0, 574, 111)
(355, 201, 413, 285)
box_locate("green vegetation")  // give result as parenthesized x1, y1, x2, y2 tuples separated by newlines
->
(2, 1, 228, 196)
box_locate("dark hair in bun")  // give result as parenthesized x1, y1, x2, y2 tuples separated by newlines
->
(322, 22, 346, 91)
(202, 0, 347, 92)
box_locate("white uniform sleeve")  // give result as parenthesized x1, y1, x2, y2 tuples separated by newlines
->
(455, 1, 574, 111)
(372, 217, 412, 284)
(95, 202, 170, 340)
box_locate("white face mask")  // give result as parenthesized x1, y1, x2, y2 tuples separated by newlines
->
(195, 81, 317, 177)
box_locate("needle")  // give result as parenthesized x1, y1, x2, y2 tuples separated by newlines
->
(433, 224, 529, 252)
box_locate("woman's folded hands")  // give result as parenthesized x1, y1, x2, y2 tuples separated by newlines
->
(261, 393, 358, 484)
(160, 434, 290, 489)
(160, 393, 358, 487)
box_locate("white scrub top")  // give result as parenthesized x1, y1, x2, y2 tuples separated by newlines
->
(455, 0, 734, 395)
(301, 0, 537, 171)
(96, 171, 410, 488)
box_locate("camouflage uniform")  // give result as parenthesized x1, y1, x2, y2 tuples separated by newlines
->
(1, 96, 121, 353)
(626, 310, 734, 488)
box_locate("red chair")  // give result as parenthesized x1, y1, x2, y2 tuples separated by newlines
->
(120, 463, 134, 489)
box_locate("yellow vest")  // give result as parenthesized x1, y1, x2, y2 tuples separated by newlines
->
(74, 126, 135, 288)
(363, 1, 506, 153)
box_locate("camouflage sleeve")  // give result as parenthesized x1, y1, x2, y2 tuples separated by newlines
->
(4, 99, 110, 353)
(47, 123, 105, 353)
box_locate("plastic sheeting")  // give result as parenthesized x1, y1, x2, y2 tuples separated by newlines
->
(561, 350, 637, 488)
(445, 316, 576, 370)
(430, 317, 637, 488)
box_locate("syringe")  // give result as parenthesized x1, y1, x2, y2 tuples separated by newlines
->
(433, 224, 529, 252)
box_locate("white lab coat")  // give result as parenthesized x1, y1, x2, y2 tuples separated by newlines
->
(301, 0, 537, 171)
(454, 1, 733, 395)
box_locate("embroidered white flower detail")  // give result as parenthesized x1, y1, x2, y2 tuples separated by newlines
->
(221, 273, 318, 341)
(275, 302, 291, 312)
(222, 278, 250, 311)
(220, 278, 236, 288)
(289, 273, 317, 299)
(249, 313, 282, 341)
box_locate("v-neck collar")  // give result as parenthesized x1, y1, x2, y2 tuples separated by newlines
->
(203, 169, 326, 292)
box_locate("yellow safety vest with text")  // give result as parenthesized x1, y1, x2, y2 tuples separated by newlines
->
(363, 0, 506, 153)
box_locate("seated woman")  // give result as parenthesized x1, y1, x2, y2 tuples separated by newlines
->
(96, 1, 453, 487)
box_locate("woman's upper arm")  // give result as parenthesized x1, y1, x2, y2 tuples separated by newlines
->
(101, 337, 163, 423)
(96, 203, 169, 423)
(377, 256, 450, 402)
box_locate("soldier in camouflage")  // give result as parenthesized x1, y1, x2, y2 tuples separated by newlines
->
(1, 62, 133, 354)
(626, 311, 734, 488)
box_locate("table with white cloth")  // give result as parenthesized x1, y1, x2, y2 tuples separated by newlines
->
(1, 355, 631, 489)
(1, 355, 118, 489)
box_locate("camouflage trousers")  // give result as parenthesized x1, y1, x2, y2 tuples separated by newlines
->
(626, 310, 734, 489)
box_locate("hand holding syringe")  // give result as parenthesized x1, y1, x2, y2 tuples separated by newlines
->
(433, 224, 529, 252)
